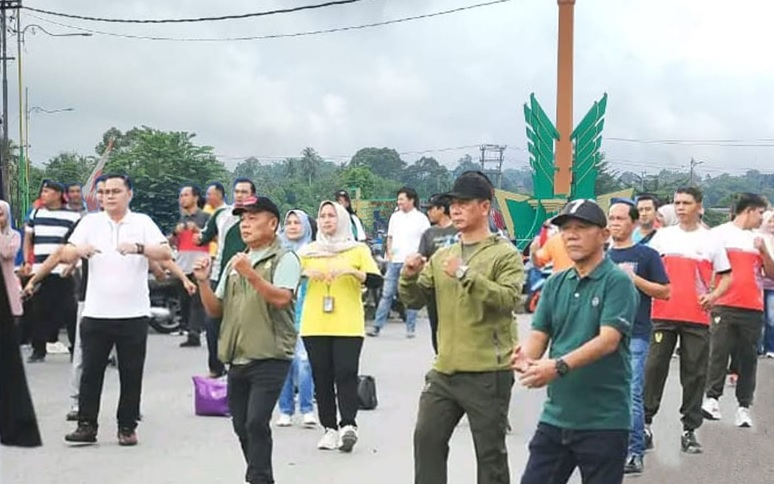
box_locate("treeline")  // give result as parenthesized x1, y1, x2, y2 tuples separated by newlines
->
(20, 126, 774, 231)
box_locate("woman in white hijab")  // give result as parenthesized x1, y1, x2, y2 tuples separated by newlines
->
(297, 201, 381, 453)
(0, 200, 21, 317)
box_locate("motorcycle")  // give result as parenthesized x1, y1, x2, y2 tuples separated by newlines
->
(524, 261, 553, 314)
(148, 275, 182, 334)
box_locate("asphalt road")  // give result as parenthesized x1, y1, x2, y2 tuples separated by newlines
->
(3, 315, 774, 484)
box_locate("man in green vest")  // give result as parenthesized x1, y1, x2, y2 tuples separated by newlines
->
(196, 195, 300, 484)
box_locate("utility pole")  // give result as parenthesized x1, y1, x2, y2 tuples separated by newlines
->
(479, 144, 506, 189)
(689, 158, 703, 186)
(0, 0, 18, 202)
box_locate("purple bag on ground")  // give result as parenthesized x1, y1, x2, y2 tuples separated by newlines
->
(192, 375, 230, 417)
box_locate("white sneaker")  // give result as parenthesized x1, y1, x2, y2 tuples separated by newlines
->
(317, 428, 339, 450)
(276, 414, 293, 427)
(338, 425, 358, 453)
(47, 342, 70, 354)
(302, 412, 318, 428)
(701, 397, 722, 420)
(766, 352, 774, 359)
(735, 407, 753, 428)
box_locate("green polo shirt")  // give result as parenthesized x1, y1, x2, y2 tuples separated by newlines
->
(532, 256, 637, 430)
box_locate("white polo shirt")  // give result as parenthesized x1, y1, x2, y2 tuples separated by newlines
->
(387, 208, 430, 263)
(67, 210, 168, 319)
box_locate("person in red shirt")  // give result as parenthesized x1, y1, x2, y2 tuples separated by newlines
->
(701, 193, 774, 429)
(643, 186, 732, 454)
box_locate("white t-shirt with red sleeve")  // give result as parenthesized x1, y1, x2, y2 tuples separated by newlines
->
(711, 222, 764, 311)
(649, 225, 732, 325)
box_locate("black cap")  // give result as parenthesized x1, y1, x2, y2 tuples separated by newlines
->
(41, 180, 65, 193)
(232, 196, 281, 220)
(552, 199, 607, 229)
(423, 193, 452, 209)
(445, 171, 493, 201)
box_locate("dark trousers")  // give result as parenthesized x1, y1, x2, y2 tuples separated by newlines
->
(205, 281, 225, 375)
(31, 274, 77, 356)
(521, 423, 628, 484)
(706, 306, 762, 408)
(78, 317, 148, 430)
(228, 359, 291, 484)
(414, 370, 514, 484)
(643, 320, 709, 431)
(179, 274, 205, 339)
(427, 295, 439, 355)
(302, 336, 363, 430)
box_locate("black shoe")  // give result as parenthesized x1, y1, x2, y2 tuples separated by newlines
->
(65, 422, 97, 444)
(66, 410, 79, 422)
(27, 353, 45, 363)
(179, 338, 201, 348)
(681, 430, 702, 454)
(644, 425, 654, 451)
(624, 455, 644, 474)
(117, 427, 138, 446)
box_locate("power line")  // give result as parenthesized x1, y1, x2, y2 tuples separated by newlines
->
(24, 0, 375, 24)
(606, 136, 774, 147)
(26, 0, 516, 42)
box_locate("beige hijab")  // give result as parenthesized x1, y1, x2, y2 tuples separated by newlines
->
(298, 201, 361, 258)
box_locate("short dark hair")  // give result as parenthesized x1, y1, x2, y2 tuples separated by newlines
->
(233, 178, 256, 195)
(103, 174, 133, 191)
(732, 192, 768, 215)
(675, 186, 703, 203)
(95, 174, 107, 184)
(65, 183, 82, 192)
(611, 200, 639, 223)
(208, 182, 226, 199)
(635, 193, 660, 209)
(397, 187, 419, 208)
(181, 184, 202, 199)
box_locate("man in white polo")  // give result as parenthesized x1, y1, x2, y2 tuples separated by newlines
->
(60, 174, 172, 446)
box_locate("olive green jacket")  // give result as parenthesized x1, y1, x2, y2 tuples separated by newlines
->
(399, 235, 525, 374)
(218, 240, 297, 364)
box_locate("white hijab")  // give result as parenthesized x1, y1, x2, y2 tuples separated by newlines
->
(0, 200, 13, 235)
(298, 201, 361, 258)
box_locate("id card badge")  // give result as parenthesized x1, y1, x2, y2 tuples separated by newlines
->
(323, 296, 335, 313)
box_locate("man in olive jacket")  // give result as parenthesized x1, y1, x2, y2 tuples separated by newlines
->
(400, 171, 525, 484)
(197, 196, 300, 484)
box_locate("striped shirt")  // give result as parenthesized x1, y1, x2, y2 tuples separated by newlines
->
(26, 208, 81, 275)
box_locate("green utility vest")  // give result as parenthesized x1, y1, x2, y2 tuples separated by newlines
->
(218, 241, 297, 364)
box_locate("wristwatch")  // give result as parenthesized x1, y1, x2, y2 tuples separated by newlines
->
(555, 358, 570, 377)
(135, 243, 145, 255)
(455, 265, 469, 280)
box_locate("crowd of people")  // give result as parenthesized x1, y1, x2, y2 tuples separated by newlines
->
(1, 168, 773, 484)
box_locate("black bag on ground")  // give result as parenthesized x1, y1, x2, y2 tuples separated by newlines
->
(357, 375, 378, 410)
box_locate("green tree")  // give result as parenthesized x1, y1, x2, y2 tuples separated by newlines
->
(350, 147, 405, 179)
(233, 157, 262, 182)
(453, 154, 480, 178)
(402, 156, 452, 197)
(102, 126, 229, 232)
(299, 147, 323, 186)
(43, 152, 97, 186)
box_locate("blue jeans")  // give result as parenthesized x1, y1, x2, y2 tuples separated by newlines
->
(763, 290, 774, 354)
(521, 422, 628, 484)
(374, 262, 418, 331)
(278, 338, 315, 415)
(628, 336, 649, 458)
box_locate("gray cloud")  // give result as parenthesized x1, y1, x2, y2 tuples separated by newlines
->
(16, 0, 774, 176)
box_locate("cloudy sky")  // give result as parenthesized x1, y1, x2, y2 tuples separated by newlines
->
(16, 0, 774, 176)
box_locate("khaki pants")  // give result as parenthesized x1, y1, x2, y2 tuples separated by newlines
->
(414, 369, 513, 484)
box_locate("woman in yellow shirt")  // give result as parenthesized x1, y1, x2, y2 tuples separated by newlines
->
(298, 201, 381, 453)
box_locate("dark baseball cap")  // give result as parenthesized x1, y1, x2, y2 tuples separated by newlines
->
(445, 171, 493, 201)
(552, 199, 607, 229)
(423, 193, 452, 209)
(232, 196, 280, 220)
(41, 180, 65, 193)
